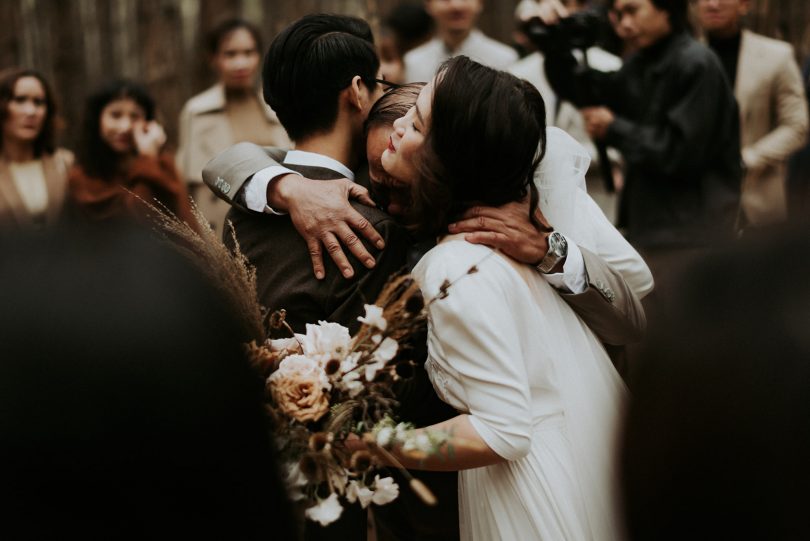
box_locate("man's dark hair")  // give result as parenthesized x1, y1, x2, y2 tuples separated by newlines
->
(262, 13, 380, 141)
(206, 18, 263, 56)
(409, 56, 547, 236)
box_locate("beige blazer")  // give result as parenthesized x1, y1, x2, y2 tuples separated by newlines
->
(176, 83, 289, 235)
(176, 83, 289, 184)
(0, 149, 72, 230)
(735, 30, 808, 225)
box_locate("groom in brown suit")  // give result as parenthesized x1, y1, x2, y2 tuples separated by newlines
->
(204, 13, 648, 541)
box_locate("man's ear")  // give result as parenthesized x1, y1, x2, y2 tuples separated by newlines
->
(347, 75, 367, 111)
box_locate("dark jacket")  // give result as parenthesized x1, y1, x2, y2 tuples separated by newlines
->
(548, 31, 743, 249)
(224, 158, 410, 335)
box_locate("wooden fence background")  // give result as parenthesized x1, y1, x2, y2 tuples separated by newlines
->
(1, 0, 808, 151)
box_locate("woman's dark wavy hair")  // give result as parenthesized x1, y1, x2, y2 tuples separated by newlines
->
(408, 56, 547, 237)
(0, 68, 59, 157)
(76, 79, 155, 179)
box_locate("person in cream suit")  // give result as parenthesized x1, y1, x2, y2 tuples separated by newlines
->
(697, 0, 808, 226)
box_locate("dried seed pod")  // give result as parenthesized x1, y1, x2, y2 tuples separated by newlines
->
(350, 450, 373, 472)
(395, 361, 415, 379)
(324, 358, 342, 375)
(309, 432, 331, 452)
(404, 291, 425, 314)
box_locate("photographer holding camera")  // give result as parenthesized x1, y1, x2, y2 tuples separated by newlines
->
(512, 0, 624, 222)
(539, 0, 742, 317)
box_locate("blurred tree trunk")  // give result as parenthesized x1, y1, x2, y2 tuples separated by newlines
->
(3, 0, 809, 152)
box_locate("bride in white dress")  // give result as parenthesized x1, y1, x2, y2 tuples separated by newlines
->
(375, 55, 628, 540)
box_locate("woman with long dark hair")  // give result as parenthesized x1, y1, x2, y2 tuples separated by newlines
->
(368, 56, 627, 540)
(68, 80, 194, 227)
(0, 68, 72, 230)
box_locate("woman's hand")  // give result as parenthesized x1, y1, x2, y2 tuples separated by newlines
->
(133, 120, 166, 158)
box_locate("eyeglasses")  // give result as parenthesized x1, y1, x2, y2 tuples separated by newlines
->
(375, 78, 403, 91)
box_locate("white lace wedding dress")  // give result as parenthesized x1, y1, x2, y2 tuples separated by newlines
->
(413, 237, 628, 541)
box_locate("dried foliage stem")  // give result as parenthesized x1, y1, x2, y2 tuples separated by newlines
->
(135, 193, 264, 341)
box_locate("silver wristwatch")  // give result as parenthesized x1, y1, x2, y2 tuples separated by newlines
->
(536, 231, 568, 274)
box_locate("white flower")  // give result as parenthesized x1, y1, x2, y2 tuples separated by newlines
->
(339, 378, 364, 398)
(329, 470, 349, 493)
(358, 304, 387, 331)
(373, 336, 398, 363)
(402, 432, 434, 454)
(337, 365, 364, 397)
(414, 433, 433, 453)
(364, 360, 385, 382)
(376, 426, 394, 447)
(305, 493, 344, 526)
(371, 476, 399, 505)
(267, 337, 302, 353)
(346, 480, 375, 508)
(394, 422, 410, 443)
(300, 321, 351, 362)
(284, 462, 307, 501)
(340, 352, 360, 375)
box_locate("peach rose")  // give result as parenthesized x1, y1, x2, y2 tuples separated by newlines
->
(268, 355, 330, 423)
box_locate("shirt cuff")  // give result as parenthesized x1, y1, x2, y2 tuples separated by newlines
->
(242, 166, 301, 214)
(542, 237, 586, 294)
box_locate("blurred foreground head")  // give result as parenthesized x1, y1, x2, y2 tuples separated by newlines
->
(622, 226, 810, 540)
(0, 227, 293, 540)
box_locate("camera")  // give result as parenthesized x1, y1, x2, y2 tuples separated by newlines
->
(522, 11, 602, 52)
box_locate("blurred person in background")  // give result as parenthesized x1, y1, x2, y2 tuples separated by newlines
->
(621, 225, 810, 541)
(68, 79, 195, 228)
(403, 0, 518, 83)
(787, 57, 810, 218)
(0, 226, 295, 540)
(696, 0, 808, 228)
(0, 68, 72, 230)
(176, 19, 289, 235)
(385, 1, 435, 56)
(543, 0, 742, 319)
(510, 0, 625, 223)
(377, 27, 407, 85)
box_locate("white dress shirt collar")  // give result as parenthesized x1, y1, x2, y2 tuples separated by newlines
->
(283, 150, 354, 181)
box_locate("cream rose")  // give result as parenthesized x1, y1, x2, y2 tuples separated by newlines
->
(268, 355, 331, 423)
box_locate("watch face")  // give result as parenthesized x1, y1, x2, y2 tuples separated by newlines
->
(550, 232, 567, 258)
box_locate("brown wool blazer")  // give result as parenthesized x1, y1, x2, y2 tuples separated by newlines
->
(210, 146, 412, 335)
